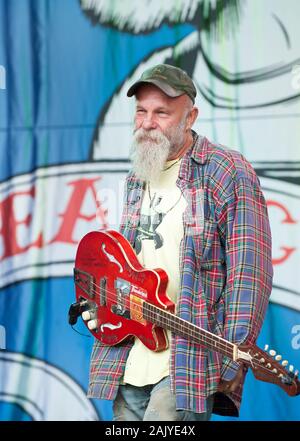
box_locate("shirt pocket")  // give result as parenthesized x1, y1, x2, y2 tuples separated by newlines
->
(192, 218, 218, 268)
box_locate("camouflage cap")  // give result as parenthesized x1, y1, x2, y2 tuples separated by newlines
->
(127, 64, 197, 104)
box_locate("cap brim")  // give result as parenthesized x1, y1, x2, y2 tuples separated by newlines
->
(127, 79, 183, 99)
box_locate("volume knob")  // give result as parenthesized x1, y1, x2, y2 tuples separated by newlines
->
(82, 310, 96, 321)
(87, 319, 99, 330)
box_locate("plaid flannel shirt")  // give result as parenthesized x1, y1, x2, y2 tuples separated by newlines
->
(88, 133, 273, 416)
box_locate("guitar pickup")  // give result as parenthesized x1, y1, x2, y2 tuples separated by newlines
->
(100, 277, 107, 306)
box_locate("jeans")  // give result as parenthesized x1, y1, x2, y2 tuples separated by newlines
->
(113, 376, 214, 421)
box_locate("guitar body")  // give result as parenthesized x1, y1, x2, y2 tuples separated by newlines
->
(74, 230, 175, 351)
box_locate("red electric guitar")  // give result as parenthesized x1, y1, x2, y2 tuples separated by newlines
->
(72, 230, 300, 397)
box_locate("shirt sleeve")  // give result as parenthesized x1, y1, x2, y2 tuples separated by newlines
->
(216, 177, 273, 381)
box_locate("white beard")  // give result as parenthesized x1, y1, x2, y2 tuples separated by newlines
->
(130, 123, 186, 182)
(130, 129, 170, 182)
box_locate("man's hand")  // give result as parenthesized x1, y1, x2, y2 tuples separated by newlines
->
(218, 364, 246, 394)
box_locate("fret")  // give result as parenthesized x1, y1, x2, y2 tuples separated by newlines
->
(143, 301, 235, 359)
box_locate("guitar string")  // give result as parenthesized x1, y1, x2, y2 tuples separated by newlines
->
(81, 280, 283, 364)
(80, 282, 294, 380)
(79, 279, 234, 355)
(83, 284, 294, 382)
(81, 279, 252, 355)
(76, 280, 294, 379)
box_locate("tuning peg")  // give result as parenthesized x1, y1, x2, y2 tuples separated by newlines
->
(269, 349, 276, 357)
(282, 360, 288, 367)
(275, 355, 282, 361)
(264, 344, 269, 351)
(289, 365, 294, 373)
(295, 370, 299, 377)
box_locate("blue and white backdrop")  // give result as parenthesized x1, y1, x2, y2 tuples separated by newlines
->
(0, 0, 299, 420)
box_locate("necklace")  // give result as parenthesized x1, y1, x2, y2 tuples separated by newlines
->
(147, 182, 183, 215)
(163, 156, 181, 172)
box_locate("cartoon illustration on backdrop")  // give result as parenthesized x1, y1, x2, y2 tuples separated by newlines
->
(80, 0, 300, 312)
(0, 351, 98, 421)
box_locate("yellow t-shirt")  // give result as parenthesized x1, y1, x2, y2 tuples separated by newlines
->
(123, 158, 186, 386)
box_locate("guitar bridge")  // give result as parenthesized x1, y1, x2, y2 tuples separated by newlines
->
(111, 304, 130, 319)
(110, 278, 131, 319)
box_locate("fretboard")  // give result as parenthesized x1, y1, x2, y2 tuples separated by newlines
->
(143, 301, 236, 360)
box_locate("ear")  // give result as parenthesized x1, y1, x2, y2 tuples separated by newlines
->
(186, 107, 199, 130)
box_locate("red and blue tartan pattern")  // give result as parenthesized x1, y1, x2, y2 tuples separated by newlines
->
(87, 133, 273, 416)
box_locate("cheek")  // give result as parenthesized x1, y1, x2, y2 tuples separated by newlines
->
(158, 121, 171, 134)
(162, 121, 177, 135)
(134, 117, 142, 130)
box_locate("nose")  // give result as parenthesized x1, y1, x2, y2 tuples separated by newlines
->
(141, 114, 158, 130)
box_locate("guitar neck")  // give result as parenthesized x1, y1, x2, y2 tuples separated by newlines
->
(143, 302, 236, 360)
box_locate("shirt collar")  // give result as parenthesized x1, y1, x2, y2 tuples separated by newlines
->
(190, 131, 208, 165)
(178, 131, 208, 182)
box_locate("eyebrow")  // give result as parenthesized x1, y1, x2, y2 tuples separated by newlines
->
(135, 105, 170, 112)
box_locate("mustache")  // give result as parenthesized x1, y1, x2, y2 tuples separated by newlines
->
(133, 127, 165, 144)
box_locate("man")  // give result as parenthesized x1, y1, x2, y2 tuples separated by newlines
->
(88, 64, 273, 421)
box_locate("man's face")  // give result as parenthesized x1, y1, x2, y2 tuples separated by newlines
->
(134, 84, 190, 146)
(130, 84, 192, 182)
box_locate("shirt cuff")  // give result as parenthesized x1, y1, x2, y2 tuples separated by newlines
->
(220, 357, 241, 381)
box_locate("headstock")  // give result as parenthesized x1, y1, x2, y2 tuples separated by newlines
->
(237, 343, 300, 397)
